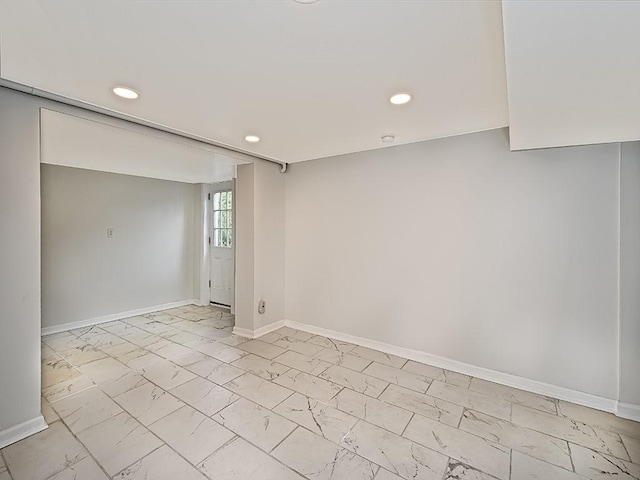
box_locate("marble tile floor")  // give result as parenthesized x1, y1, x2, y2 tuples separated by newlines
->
(2, 304, 639, 480)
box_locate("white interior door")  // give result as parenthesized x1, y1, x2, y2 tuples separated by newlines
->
(210, 188, 234, 306)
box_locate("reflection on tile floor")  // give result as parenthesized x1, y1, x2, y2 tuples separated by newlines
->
(1, 304, 639, 479)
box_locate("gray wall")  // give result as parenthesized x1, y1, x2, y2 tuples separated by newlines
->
(620, 141, 640, 408)
(286, 128, 621, 400)
(0, 88, 43, 436)
(41, 165, 196, 328)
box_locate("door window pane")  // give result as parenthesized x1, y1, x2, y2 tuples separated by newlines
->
(212, 190, 233, 248)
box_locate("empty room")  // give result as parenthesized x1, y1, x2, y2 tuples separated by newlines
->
(0, 1, 639, 480)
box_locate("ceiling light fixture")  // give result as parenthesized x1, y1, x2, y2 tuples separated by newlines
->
(245, 135, 260, 143)
(389, 93, 412, 105)
(293, 0, 319, 3)
(381, 135, 395, 143)
(112, 86, 139, 99)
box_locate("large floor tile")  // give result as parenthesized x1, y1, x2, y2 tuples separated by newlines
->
(274, 350, 331, 376)
(58, 342, 108, 366)
(115, 445, 207, 480)
(148, 405, 235, 465)
(225, 373, 294, 409)
(350, 346, 408, 369)
(558, 401, 640, 440)
(427, 380, 511, 420)
(442, 461, 497, 480)
(47, 456, 109, 480)
(341, 420, 448, 480)
(213, 398, 296, 451)
(314, 348, 372, 372)
(272, 427, 378, 480)
(42, 358, 81, 389)
(238, 339, 287, 359)
(51, 386, 123, 434)
(138, 359, 196, 390)
(621, 434, 640, 464)
(402, 361, 472, 389)
(77, 412, 162, 476)
(460, 409, 572, 469)
(170, 377, 238, 416)
(274, 369, 342, 403)
(99, 371, 148, 398)
(79, 357, 131, 384)
(114, 382, 184, 425)
(363, 362, 431, 393)
(41, 374, 94, 403)
(231, 354, 290, 380)
(2, 422, 88, 480)
(379, 384, 463, 427)
(306, 335, 357, 353)
(319, 365, 388, 397)
(331, 388, 412, 434)
(404, 414, 510, 480)
(198, 437, 305, 480)
(511, 450, 586, 480)
(273, 392, 358, 444)
(570, 443, 640, 480)
(512, 404, 629, 460)
(469, 377, 557, 414)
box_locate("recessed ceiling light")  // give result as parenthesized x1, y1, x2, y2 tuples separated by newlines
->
(245, 135, 260, 143)
(381, 135, 395, 143)
(293, 0, 319, 3)
(112, 87, 139, 99)
(389, 93, 412, 105)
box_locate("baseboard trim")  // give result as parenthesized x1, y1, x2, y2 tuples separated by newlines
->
(41, 299, 198, 336)
(233, 320, 286, 339)
(284, 319, 620, 416)
(0, 415, 48, 449)
(616, 402, 640, 422)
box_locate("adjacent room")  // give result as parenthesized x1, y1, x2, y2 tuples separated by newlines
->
(0, 1, 638, 480)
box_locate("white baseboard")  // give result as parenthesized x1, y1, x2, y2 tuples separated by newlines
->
(41, 299, 198, 336)
(0, 415, 48, 449)
(616, 402, 640, 422)
(233, 320, 286, 339)
(284, 319, 621, 416)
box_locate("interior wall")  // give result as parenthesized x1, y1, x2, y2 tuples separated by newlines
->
(285, 127, 620, 400)
(234, 161, 286, 333)
(0, 87, 45, 440)
(620, 141, 640, 408)
(41, 165, 196, 329)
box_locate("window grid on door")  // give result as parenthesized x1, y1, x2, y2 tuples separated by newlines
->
(213, 190, 232, 248)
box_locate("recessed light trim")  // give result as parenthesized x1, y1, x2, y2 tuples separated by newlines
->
(113, 87, 139, 99)
(245, 135, 260, 143)
(381, 135, 395, 143)
(389, 93, 412, 105)
(293, 0, 319, 3)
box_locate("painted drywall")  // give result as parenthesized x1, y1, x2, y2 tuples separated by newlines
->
(253, 160, 286, 330)
(234, 164, 255, 331)
(620, 141, 640, 407)
(503, 1, 640, 150)
(0, 88, 44, 438)
(41, 165, 196, 328)
(41, 109, 243, 183)
(285, 128, 620, 399)
(234, 161, 286, 333)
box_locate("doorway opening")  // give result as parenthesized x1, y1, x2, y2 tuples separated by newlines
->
(210, 183, 235, 309)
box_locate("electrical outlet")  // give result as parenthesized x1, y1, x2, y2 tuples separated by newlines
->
(258, 299, 266, 314)
(107, 228, 114, 238)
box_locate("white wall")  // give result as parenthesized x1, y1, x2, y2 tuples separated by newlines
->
(0, 88, 45, 444)
(41, 165, 196, 329)
(234, 162, 286, 334)
(285, 128, 620, 400)
(620, 141, 640, 409)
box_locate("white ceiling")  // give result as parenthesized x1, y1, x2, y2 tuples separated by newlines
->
(41, 109, 244, 183)
(0, 0, 509, 163)
(502, 1, 640, 151)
